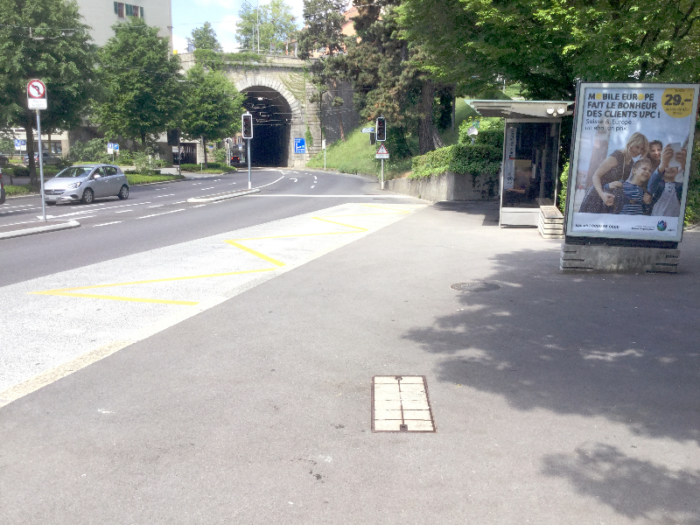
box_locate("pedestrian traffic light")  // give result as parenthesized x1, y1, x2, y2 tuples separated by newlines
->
(375, 116, 386, 142)
(242, 112, 253, 139)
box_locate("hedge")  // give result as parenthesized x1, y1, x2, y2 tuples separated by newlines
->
(410, 143, 502, 179)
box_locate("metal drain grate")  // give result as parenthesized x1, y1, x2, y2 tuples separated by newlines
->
(451, 281, 501, 292)
(372, 376, 436, 432)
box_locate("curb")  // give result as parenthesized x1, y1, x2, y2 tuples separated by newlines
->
(187, 188, 260, 204)
(0, 220, 80, 240)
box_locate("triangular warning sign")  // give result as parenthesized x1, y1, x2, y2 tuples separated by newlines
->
(377, 144, 388, 154)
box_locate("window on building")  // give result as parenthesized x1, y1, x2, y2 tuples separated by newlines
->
(114, 3, 143, 19)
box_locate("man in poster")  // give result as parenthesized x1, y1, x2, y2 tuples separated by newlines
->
(566, 83, 699, 243)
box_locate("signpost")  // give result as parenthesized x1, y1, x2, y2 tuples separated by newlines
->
(242, 112, 253, 189)
(375, 117, 388, 189)
(322, 139, 326, 169)
(27, 79, 47, 222)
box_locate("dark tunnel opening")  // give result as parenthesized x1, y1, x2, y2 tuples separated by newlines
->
(242, 86, 292, 167)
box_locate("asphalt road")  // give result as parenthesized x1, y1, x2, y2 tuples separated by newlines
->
(0, 168, 412, 287)
(2, 180, 699, 524)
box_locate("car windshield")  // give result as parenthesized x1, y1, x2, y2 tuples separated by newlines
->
(55, 167, 94, 178)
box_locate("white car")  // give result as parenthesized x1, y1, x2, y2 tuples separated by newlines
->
(43, 164, 129, 205)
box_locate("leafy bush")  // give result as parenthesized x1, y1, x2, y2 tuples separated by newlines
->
(411, 117, 504, 187)
(411, 143, 502, 179)
(114, 150, 134, 166)
(458, 117, 504, 148)
(305, 127, 314, 148)
(132, 150, 157, 175)
(558, 162, 569, 214)
(68, 138, 110, 163)
(685, 177, 700, 226)
(214, 148, 227, 164)
(5, 184, 34, 196)
(11, 166, 30, 177)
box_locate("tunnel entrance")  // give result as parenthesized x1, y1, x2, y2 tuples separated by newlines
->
(241, 86, 292, 167)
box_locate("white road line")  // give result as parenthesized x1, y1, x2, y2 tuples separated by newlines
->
(114, 209, 133, 214)
(51, 210, 96, 218)
(310, 185, 316, 189)
(137, 209, 185, 219)
(254, 175, 285, 189)
(246, 194, 410, 198)
(290, 178, 298, 182)
(2, 204, 36, 210)
(192, 204, 206, 208)
(148, 204, 163, 209)
(155, 194, 175, 198)
(172, 200, 186, 204)
(92, 221, 122, 227)
(200, 187, 215, 190)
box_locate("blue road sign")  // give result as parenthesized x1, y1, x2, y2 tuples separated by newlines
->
(14, 139, 26, 149)
(294, 138, 306, 154)
(113, 144, 119, 152)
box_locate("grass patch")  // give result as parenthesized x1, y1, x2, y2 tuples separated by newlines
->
(125, 173, 185, 185)
(4, 184, 35, 196)
(308, 100, 479, 179)
(439, 98, 480, 146)
(307, 127, 412, 179)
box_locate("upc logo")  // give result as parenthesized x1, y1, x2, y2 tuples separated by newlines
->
(657, 220, 667, 231)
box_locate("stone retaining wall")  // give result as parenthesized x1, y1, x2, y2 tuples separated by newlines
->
(386, 172, 497, 202)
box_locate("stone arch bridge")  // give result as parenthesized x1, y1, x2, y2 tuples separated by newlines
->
(180, 54, 357, 168)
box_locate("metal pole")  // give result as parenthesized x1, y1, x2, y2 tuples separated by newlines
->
(324, 148, 326, 170)
(381, 158, 384, 190)
(36, 110, 46, 222)
(247, 138, 251, 189)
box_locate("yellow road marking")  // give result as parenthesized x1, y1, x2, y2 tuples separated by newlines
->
(30, 206, 412, 305)
(32, 292, 200, 306)
(224, 241, 286, 267)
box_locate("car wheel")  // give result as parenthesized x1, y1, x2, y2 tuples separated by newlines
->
(46, 201, 56, 206)
(81, 188, 94, 204)
(118, 185, 129, 200)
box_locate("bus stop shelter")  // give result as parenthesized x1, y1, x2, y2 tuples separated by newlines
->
(469, 100, 574, 227)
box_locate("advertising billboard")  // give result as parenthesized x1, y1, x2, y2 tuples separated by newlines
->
(565, 82, 699, 242)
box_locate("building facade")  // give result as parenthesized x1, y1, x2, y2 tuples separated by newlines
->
(76, 0, 173, 48)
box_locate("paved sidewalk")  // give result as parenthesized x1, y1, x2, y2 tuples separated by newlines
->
(1, 201, 699, 524)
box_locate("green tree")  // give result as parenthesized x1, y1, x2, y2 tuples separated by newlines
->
(396, 0, 700, 100)
(341, 1, 449, 155)
(188, 21, 222, 52)
(236, 0, 297, 54)
(179, 64, 244, 166)
(0, 0, 97, 186)
(189, 21, 224, 70)
(298, 0, 349, 141)
(96, 18, 183, 149)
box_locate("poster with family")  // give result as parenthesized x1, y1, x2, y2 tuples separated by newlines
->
(566, 82, 699, 242)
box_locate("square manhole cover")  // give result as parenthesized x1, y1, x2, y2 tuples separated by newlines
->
(372, 376, 436, 432)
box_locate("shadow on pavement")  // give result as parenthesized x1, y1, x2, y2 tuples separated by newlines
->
(542, 443, 700, 523)
(402, 246, 700, 435)
(433, 201, 500, 226)
(402, 246, 700, 519)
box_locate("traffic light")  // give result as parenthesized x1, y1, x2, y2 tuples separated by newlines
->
(242, 112, 253, 139)
(375, 116, 386, 142)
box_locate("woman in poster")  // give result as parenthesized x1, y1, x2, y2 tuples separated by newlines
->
(578, 132, 649, 214)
